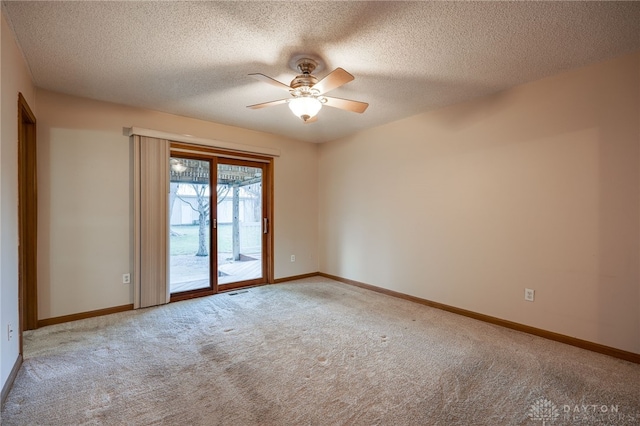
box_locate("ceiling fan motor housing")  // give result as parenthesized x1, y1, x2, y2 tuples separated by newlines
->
(290, 58, 319, 89)
(290, 58, 318, 89)
(290, 74, 318, 89)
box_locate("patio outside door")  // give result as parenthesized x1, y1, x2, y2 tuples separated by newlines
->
(169, 154, 268, 299)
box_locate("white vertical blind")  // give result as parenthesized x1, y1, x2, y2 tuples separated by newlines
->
(133, 136, 170, 308)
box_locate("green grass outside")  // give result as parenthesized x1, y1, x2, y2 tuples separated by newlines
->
(170, 224, 232, 255)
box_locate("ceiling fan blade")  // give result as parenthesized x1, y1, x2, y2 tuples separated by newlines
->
(323, 96, 369, 113)
(246, 99, 289, 109)
(249, 73, 292, 91)
(312, 68, 354, 94)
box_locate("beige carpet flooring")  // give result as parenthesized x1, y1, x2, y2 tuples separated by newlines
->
(2, 277, 639, 425)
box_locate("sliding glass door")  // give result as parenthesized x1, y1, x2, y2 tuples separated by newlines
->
(169, 150, 270, 299)
(216, 160, 265, 289)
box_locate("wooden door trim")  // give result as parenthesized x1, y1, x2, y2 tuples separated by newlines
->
(266, 159, 274, 284)
(171, 142, 273, 163)
(18, 92, 38, 345)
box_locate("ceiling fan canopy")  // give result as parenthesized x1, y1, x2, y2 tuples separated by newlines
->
(247, 57, 368, 123)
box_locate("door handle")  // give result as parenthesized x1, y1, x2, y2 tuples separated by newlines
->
(263, 218, 268, 234)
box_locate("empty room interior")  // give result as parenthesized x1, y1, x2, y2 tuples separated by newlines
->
(1, 2, 640, 424)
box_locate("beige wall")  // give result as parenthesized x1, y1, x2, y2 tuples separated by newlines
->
(1, 11, 36, 388)
(37, 90, 318, 319)
(319, 52, 640, 354)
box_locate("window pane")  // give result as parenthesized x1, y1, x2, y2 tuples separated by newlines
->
(217, 164, 262, 284)
(169, 157, 211, 293)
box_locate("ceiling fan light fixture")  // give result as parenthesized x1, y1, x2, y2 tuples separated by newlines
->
(170, 159, 187, 173)
(288, 96, 322, 121)
(248, 58, 367, 122)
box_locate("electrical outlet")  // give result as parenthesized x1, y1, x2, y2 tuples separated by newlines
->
(290, 255, 295, 262)
(7, 323, 13, 341)
(122, 273, 131, 284)
(524, 288, 535, 302)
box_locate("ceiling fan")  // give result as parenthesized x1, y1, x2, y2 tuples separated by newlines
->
(247, 58, 368, 123)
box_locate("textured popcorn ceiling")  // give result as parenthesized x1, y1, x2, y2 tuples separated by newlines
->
(3, 1, 640, 143)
